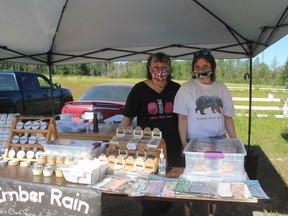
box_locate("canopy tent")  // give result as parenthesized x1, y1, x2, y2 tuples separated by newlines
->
(0, 0, 288, 156)
(0, 0, 287, 65)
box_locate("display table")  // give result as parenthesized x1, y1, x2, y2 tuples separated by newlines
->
(0, 165, 258, 216)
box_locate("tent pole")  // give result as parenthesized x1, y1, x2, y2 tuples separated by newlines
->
(48, 55, 55, 116)
(245, 54, 259, 180)
(247, 56, 252, 156)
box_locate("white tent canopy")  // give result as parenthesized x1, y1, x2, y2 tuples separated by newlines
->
(0, 0, 288, 65)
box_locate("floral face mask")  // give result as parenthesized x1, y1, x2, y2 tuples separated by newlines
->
(150, 68, 170, 81)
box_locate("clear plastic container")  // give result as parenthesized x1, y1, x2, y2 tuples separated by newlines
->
(183, 138, 247, 179)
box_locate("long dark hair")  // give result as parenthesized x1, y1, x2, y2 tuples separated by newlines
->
(146, 52, 172, 80)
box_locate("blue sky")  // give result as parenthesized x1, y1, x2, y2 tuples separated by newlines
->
(255, 34, 288, 67)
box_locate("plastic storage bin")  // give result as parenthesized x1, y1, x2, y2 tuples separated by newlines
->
(55, 120, 89, 133)
(183, 138, 247, 179)
(43, 139, 102, 159)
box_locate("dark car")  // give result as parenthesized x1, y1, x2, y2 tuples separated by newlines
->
(0, 71, 73, 115)
(61, 83, 133, 122)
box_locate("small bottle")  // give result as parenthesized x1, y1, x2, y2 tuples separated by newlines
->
(158, 148, 166, 175)
(93, 112, 99, 133)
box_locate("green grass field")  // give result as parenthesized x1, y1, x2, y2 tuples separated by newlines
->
(54, 75, 288, 215)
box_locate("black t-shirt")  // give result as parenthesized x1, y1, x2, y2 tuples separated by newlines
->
(123, 80, 184, 167)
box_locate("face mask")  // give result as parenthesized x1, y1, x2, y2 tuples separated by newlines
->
(150, 68, 170, 81)
(192, 69, 212, 79)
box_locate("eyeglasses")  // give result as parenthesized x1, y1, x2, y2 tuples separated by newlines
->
(194, 50, 211, 58)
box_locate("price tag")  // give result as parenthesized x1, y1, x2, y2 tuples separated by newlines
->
(126, 143, 136, 150)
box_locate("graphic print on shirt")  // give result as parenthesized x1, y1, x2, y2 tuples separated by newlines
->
(147, 102, 158, 115)
(195, 95, 223, 115)
(157, 99, 163, 114)
(164, 101, 173, 113)
(147, 100, 173, 115)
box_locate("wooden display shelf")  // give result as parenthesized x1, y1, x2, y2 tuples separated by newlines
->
(4, 116, 58, 162)
(106, 138, 167, 174)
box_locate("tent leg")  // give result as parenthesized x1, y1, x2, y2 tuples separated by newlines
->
(244, 55, 259, 180)
(48, 63, 55, 116)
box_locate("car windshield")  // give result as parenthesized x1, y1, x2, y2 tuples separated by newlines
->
(78, 85, 131, 102)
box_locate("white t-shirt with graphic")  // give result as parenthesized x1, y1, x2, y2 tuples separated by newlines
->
(173, 79, 235, 139)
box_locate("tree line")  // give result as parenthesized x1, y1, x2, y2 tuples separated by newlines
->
(1, 56, 288, 87)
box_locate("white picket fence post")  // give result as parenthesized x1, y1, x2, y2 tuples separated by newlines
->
(283, 101, 288, 117)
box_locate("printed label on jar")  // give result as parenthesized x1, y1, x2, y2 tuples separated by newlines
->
(28, 136, 37, 144)
(38, 136, 46, 145)
(8, 149, 16, 158)
(26, 150, 35, 159)
(0, 119, 6, 125)
(16, 122, 24, 129)
(4, 129, 10, 138)
(20, 136, 28, 144)
(11, 135, 20, 144)
(16, 150, 25, 159)
(24, 121, 32, 130)
(40, 122, 48, 130)
(6, 118, 13, 124)
(31, 121, 40, 130)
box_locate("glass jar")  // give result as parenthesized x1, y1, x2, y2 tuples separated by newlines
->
(38, 153, 47, 164)
(47, 155, 56, 165)
(55, 165, 64, 178)
(55, 155, 65, 165)
(43, 165, 53, 177)
(64, 155, 74, 165)
(32, 163, 43, 176)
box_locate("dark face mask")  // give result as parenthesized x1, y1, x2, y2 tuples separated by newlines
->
(192, 69, 212, 78)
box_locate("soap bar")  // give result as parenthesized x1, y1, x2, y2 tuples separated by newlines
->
(8, 160, 19, 166)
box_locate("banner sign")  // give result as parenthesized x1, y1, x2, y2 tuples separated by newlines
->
(0, 177, 101, 216)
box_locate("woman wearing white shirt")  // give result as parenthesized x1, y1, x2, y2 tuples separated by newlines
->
(173, 50, 237, 216)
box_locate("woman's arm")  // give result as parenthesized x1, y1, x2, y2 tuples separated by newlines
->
(178, 114, 188, 148)
(224, 115, 237, 138)
(120, 116, 133, 128)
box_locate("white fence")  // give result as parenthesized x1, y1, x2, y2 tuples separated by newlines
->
(233, 97, 288, 118)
